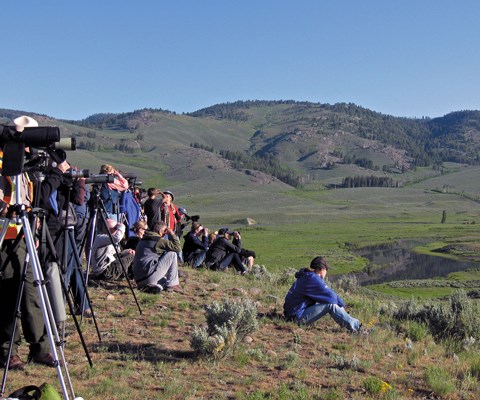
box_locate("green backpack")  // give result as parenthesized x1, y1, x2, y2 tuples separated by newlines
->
(7, 383, 62, 400)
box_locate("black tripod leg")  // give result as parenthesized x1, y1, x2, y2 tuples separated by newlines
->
(43, 223, 94, 368)
(96, 203, 142, 315)
(66, 228, 102, 342)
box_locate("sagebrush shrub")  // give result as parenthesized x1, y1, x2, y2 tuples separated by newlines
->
(249, 264, 272, 281)
(190, 298, 258, 358)
(392, 290, 480, 343)
(336, 273, 359, 294)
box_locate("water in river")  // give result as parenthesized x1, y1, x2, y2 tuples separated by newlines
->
(350, 239, 480, 286)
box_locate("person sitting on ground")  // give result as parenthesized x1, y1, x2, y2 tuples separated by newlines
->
(132, 221, 182, 293)
(124, 220, 148, 251)
(208, 231, 217, 246)
(204, 228, 247, 274)
(183, 222, 209, 268)
(90, 219, 135, 281)
(283, 256, 366, 334)
(232, 230, 256, 269)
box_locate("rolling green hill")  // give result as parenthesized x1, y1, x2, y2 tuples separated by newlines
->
(2, 101, 480, 241)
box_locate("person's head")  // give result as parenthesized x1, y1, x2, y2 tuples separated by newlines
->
(106, 218, 120, 233)
(191, 221, 203, 235)
(309, 256, 331, 278)
(208, 232, 217, 245)
(152, 221, 168, 237)
(163, 190, 174, 204)
(132, 220, 148, 238)
(100, 164, 114, 174)
(147, 187, 158, 197)
(218, 228, 233, 239)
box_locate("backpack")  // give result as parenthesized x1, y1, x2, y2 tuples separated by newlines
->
(7, 383, 62, 400)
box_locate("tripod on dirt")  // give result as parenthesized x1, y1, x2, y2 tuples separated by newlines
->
(81, 183, 142, 315)
(0, 176, 79, 400)
(58, 180, 102, 345)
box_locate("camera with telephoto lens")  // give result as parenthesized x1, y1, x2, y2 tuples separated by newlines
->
(62, 169, 114, 184)
(0, 121, 77, 176)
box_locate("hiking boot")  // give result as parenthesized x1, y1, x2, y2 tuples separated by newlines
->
(29, 352, 57, 367)
(4, 355, 26, 370)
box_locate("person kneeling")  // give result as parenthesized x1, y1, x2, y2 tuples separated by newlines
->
(283, 256, 367, 334)
(132, 221, 182, 293)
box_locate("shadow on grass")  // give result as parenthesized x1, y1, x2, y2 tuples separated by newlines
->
(92, 341, 195, 363)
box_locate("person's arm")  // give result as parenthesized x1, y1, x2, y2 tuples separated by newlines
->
(111, 223, 126, 244)
(37, 162, 69, 211)
(224, 238, 242, 253)
(303, 274, 343, 305)
(156, 232, 182, 253)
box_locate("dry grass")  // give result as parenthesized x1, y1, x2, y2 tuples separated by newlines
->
(3, 267, 479, 399)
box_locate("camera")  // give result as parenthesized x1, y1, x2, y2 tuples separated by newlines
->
(62, 169, 115, 184)
(0, 125, 60, 148)
(0, 124, 62, 176)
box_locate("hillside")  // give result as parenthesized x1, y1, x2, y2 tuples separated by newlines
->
(3, 101, 480, 191)
(3, 266, 479, 399)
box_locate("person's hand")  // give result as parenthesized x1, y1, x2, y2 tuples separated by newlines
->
(57, 161, 70, 174)
(203, 228, 209, 236)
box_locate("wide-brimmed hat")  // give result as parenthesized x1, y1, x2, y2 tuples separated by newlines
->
(310, 256, 332, 270)
(13, 115, 38, 132)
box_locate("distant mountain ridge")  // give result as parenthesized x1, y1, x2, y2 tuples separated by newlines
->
(1, 100, 480, 189)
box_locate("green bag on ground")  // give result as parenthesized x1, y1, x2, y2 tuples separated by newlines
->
(39, 383, 62, 400)
(7, 383, 62, 400)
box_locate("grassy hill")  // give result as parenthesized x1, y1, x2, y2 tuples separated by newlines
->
(3, 266, 479, 399)
(1, 103, 480, 398)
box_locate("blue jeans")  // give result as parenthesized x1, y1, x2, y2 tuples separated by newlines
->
(300, 303, 360, 332)
(187, 250, 207, 268)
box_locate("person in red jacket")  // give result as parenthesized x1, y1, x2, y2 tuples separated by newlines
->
(160, 190, 183, 234)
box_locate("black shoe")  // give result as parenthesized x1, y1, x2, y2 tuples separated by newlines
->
(141, 283, 163, 294)
(29, 352, 58, 367)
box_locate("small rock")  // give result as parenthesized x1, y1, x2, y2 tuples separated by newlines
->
(243, 336, 254, 343)
(106, 294, 115, 301)
(248, 288, 262, 296)
(266, 350, 277, 357)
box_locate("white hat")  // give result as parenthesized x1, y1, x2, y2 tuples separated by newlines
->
(13, 115, 39, 132)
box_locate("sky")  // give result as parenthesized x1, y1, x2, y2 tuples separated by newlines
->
(1, 0, 479, 121)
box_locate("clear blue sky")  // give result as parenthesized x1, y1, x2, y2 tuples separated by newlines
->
(1, 1, 479, 120)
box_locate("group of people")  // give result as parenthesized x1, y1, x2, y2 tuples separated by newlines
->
(0, 116, 366, 375)
(89, 185, 258, 294)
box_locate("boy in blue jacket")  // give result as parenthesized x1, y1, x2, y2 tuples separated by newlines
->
(284, 256, 364, 333)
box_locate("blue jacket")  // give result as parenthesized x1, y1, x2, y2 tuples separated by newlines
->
(283, 268, 345, 321)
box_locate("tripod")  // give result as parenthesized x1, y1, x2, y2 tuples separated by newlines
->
(0, 181, 77, 399)
(59, 183, 101, 345)
(82, 184, 142, 315)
